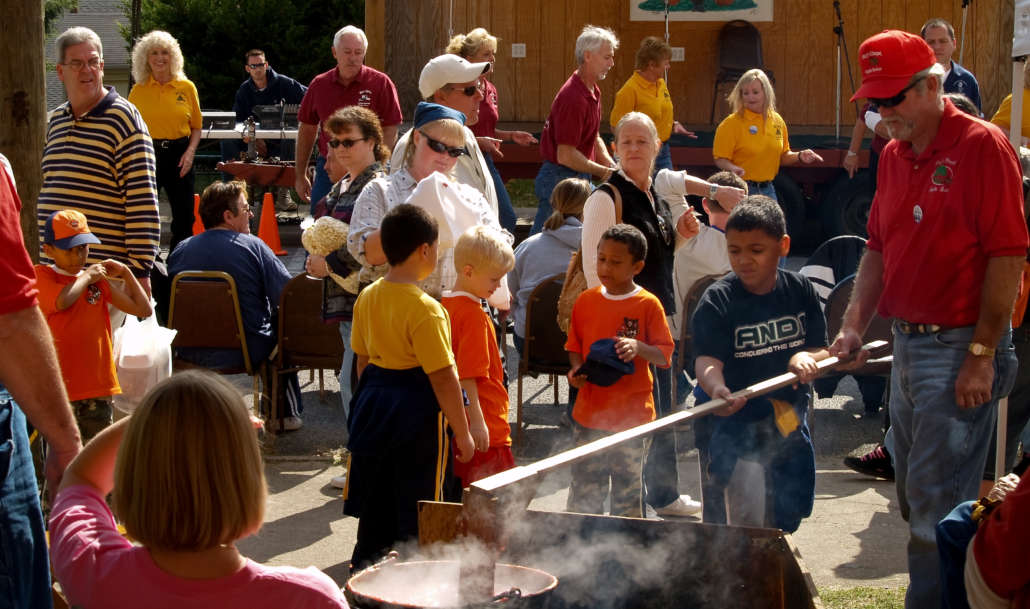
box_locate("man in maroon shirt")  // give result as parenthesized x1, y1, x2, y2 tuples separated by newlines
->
(530, 25, 618, 235)
(830, 30, 1028, 609)
(295, 25, 402, 204)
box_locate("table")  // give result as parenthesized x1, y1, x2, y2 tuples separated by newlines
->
(201, 124, 299, 140)
(216, 162, 296, 188)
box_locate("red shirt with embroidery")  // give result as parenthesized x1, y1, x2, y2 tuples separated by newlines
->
(866, 100, 1029, 326)
(539, 72, 601, 165)
(298, 65, 402, 158)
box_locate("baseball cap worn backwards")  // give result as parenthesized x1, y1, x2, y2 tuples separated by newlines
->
(851, 29, 936, 102)
(44, 210, 101, 249)
(418, 54, 490, 99)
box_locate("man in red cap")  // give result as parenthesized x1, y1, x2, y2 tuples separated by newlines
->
(829, 30, 1028, 609)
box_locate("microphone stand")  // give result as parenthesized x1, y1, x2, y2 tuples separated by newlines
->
(833, 0, 859, 143)
(959, 0, 971, 64)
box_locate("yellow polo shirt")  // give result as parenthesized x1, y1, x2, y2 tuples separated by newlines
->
(128, 76, 202, 140)
(610, 71, 674, 142)
(990, 91, 1030, 139)
(712, 108, 790, 182)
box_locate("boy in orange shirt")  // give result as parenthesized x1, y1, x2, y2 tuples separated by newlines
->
(34, 210, 152, 442)
(565, 224, 674, 517)
(442, 226, 517, 486)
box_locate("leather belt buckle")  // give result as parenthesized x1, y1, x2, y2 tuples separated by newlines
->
(896, 320, 943, 335)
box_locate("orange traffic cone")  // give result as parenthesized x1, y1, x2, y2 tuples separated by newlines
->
(191, 194, 203, 235)
(257, 192, 287, 255)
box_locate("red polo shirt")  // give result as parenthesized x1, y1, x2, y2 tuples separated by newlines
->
(470, 78, 499, 139)
(539, 71, 601, 165)
(867, 100, 1029, 327)
(0, 162, 37, 315)
(298, 65, 403, 158)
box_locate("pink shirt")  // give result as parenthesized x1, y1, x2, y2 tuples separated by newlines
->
(50, 485, 348, 609)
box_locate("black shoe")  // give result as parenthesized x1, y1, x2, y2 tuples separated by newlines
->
(863, 403, 882, 418)
(844, 444, 894, 480)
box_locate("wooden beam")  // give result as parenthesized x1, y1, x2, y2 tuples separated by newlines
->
(364, 0, 386, 71)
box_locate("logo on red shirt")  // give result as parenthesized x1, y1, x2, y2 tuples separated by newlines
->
(931, 164, 953, 186)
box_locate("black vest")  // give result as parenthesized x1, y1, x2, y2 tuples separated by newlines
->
(601, 172, 676, 314)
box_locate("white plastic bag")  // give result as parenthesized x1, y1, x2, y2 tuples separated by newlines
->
(112, 307, 177, 413)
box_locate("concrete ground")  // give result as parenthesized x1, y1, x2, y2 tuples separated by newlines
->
(164, 200, 909, 593)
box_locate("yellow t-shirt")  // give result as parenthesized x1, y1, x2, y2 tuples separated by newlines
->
(128, 76, 202, 140)
(990, 91, 1030, 139)
(610, 71, 674, 142)
(351, 278, 455, 373)
(712, 108, 790, 182)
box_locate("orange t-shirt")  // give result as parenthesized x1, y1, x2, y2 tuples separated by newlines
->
(34, 265, 120, 401)
(565, 285, 673, 432)
(441, 292, 511, 447)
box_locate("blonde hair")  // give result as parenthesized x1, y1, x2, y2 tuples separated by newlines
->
(131, 30, 185, 84)
(446, 28, 498, 59)
(727, 68, 776, 117)
(403, 118, 467, 169)
(613, 112, 661, 177)
(453, 225, 514, 274)
(544, 177, 591, 231)
(113, 371, 266, 552)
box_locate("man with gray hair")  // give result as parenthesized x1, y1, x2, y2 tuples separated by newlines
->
(38, 26, 159, 294)
(295, 25, 402, 205)
(388, 54, 499, 219)
(831, 30, 1027, 609)
(530, 25, 618, 234)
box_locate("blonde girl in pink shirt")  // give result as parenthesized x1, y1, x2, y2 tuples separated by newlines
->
(49, 370, 348, 609)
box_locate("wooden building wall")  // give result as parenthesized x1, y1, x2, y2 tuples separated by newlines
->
(368, 0, 1014, 130)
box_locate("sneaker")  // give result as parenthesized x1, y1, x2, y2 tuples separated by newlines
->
(331, 473, 347, 489)
(844, 444, 894, 480)
(653, 495, 702, 518)
(282, 416, 303, 431)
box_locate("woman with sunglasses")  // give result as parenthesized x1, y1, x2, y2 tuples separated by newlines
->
(447, 28, 538, 233)
(348, 102, 507, 304)
(580, 111, 745, 519)
(128, 31, 202, 253)
(713, 69, 822, 204)
(304, 106, 389, 430)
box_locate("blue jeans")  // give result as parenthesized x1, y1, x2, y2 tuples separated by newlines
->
(531, 161, 589, 235)
(0, 389, 52, 609)
(936, 500, 977, 609)
(654, 142, 673, 172)
(484, 154, 517, 233)
(886, 325, 1017, 609)
(310, 155, 333, 207)
(339, 321, 354, 422)
(745, 180, 777, 201)
(644, 364, 680, 508)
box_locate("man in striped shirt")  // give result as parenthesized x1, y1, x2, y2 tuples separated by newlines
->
(38, 27, 159, 293)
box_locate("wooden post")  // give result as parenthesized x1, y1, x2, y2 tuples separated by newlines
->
(384, 0, 448, 118)
(364, 0, 386, 72)
(0, 0, 46, 260)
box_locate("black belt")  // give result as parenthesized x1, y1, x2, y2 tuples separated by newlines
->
(746, 179, 773, 189)
(154, 136, 189, 149)
(894, 320, 954, 335)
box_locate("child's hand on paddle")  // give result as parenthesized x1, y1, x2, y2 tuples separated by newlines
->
(712, 384, 746, 416)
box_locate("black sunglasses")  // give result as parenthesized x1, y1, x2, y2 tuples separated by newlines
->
(419, 131, 468, 157)
(247, 62, 267, 69)
(328, 136, 368, 149)
(446, 83, 482, 97)
(869, 77, 925, 109)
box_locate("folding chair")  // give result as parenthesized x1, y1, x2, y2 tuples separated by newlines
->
(673, 273, 728, 401)
(167, 271, 267, 417)
(272, 273, 344, 428)
(515, 273, 570, 450)
(710, 20, 774, 123)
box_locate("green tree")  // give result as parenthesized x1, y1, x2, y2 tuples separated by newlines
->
(121, 0, 363, 109)
(44, 0, 78, 35)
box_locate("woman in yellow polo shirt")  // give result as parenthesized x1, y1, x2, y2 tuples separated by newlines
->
(129, 30, 202, 252)
(990, 60, 1030, 144)
(610, 36, 696, 173)
(713, 69, 821, 203)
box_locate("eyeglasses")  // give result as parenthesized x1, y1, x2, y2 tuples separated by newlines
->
(328, 136, 368, 149)
(63, 58, 101, 71)
(445, 83, 483, 97)
(869, 77, 925, 109)
(420, 131, 468, 157)
(247, 62, 267, 69)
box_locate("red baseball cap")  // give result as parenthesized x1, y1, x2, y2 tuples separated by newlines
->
(851, 30, 936, 102)
(44, 209, 101, 249)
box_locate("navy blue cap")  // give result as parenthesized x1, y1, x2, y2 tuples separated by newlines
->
(576, 338, 635, 387)
(413, 102, 466, 129)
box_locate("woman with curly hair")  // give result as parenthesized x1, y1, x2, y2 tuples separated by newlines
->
(129, 31, 202, 252)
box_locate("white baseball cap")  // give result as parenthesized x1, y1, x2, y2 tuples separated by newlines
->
(418, 55, 490, 99)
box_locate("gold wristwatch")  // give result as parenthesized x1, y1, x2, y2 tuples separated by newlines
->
(968, 342, 995, 357)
